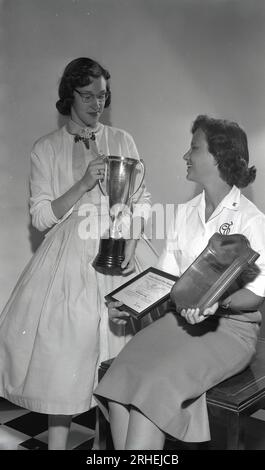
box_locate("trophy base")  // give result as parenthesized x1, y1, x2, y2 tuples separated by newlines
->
(93, 238, 126, 275)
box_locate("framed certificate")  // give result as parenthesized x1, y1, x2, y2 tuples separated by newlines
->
(105, 267, 178, 319)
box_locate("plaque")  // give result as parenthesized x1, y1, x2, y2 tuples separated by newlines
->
(170, 232, 260, 312)
(105, 267, 178, 319)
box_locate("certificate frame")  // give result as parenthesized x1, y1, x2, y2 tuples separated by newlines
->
(105, 267, 178, 319)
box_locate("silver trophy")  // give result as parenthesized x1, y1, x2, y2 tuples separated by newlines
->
(93, 155, 145, 275)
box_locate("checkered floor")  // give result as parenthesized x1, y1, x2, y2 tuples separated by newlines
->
(0, 398, 96, 450)
(2, 396, 265, 450)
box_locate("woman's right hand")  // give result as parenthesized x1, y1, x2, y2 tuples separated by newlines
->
(81, 156, 106, 192)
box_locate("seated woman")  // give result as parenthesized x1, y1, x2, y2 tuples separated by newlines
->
(94, 115, 265, 450)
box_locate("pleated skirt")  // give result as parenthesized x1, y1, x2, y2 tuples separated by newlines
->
(0, 212, 158, 414)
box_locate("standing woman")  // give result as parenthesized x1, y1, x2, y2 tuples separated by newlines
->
(94, 115, 265, 449)
(0, 57, 156, 449)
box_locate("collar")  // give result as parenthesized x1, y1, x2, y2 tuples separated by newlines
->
(216, 185, 241, 211)
(191, 186, 241, 211)
(66, 118, 103, 139)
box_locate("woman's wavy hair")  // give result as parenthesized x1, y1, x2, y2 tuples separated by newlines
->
(56, 57, 111, 115)
(191, 115, 256, 188)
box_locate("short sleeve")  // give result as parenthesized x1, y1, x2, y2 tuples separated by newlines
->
(242, 215, 265, 297)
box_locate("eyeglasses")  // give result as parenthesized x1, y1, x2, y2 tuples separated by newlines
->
(74, 89, 109, 103)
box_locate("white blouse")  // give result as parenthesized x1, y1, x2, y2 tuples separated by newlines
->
(158, 185, 265, 299)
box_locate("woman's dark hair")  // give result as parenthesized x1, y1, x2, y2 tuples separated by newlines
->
(191, 115, 256, 188)
(56, 57, 111, 115)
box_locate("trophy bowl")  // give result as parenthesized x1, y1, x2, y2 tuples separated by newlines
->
(93, 155, 145, 275)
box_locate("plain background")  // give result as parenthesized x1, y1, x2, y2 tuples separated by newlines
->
(1, 0, 265, 333)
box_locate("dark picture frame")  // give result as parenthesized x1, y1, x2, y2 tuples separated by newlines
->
(105, 267, 178, 319)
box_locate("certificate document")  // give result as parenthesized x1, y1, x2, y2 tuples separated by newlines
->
(105, 267, 178, 319)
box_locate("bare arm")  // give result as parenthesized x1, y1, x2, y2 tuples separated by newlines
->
(51, 179, 88, 220)
(220, 288, 264, 312)
(181, 288, 264, 325)
(51, 156, 105, 219)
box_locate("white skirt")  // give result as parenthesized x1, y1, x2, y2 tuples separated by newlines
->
(0, 211, 158, 414)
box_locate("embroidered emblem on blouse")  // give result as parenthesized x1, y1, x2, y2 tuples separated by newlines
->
(219, 221, 233, 235)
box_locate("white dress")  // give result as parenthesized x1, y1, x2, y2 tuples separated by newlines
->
(0, 121, 158, 414)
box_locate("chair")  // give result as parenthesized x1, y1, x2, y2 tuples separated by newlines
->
(96, 337, 265, 450)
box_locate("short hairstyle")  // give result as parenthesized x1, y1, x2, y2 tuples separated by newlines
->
(56, 57, 111, 115)
(191, 115, 256, 188)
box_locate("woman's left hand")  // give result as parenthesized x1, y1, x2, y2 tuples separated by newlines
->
(180, 301, 219, 325)
(121, 239, 138, 275)
(108, 300, 130, 326)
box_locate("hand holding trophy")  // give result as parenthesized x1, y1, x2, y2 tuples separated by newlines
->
(93, 155, 145, 275)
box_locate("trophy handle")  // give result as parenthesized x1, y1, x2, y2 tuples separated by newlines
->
(98, 156, 108, 196)
(128, 159, 146, 201)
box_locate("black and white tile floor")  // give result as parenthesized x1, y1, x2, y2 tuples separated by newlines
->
(0, 398, 96, 450)
(1, 397, 265, 451)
